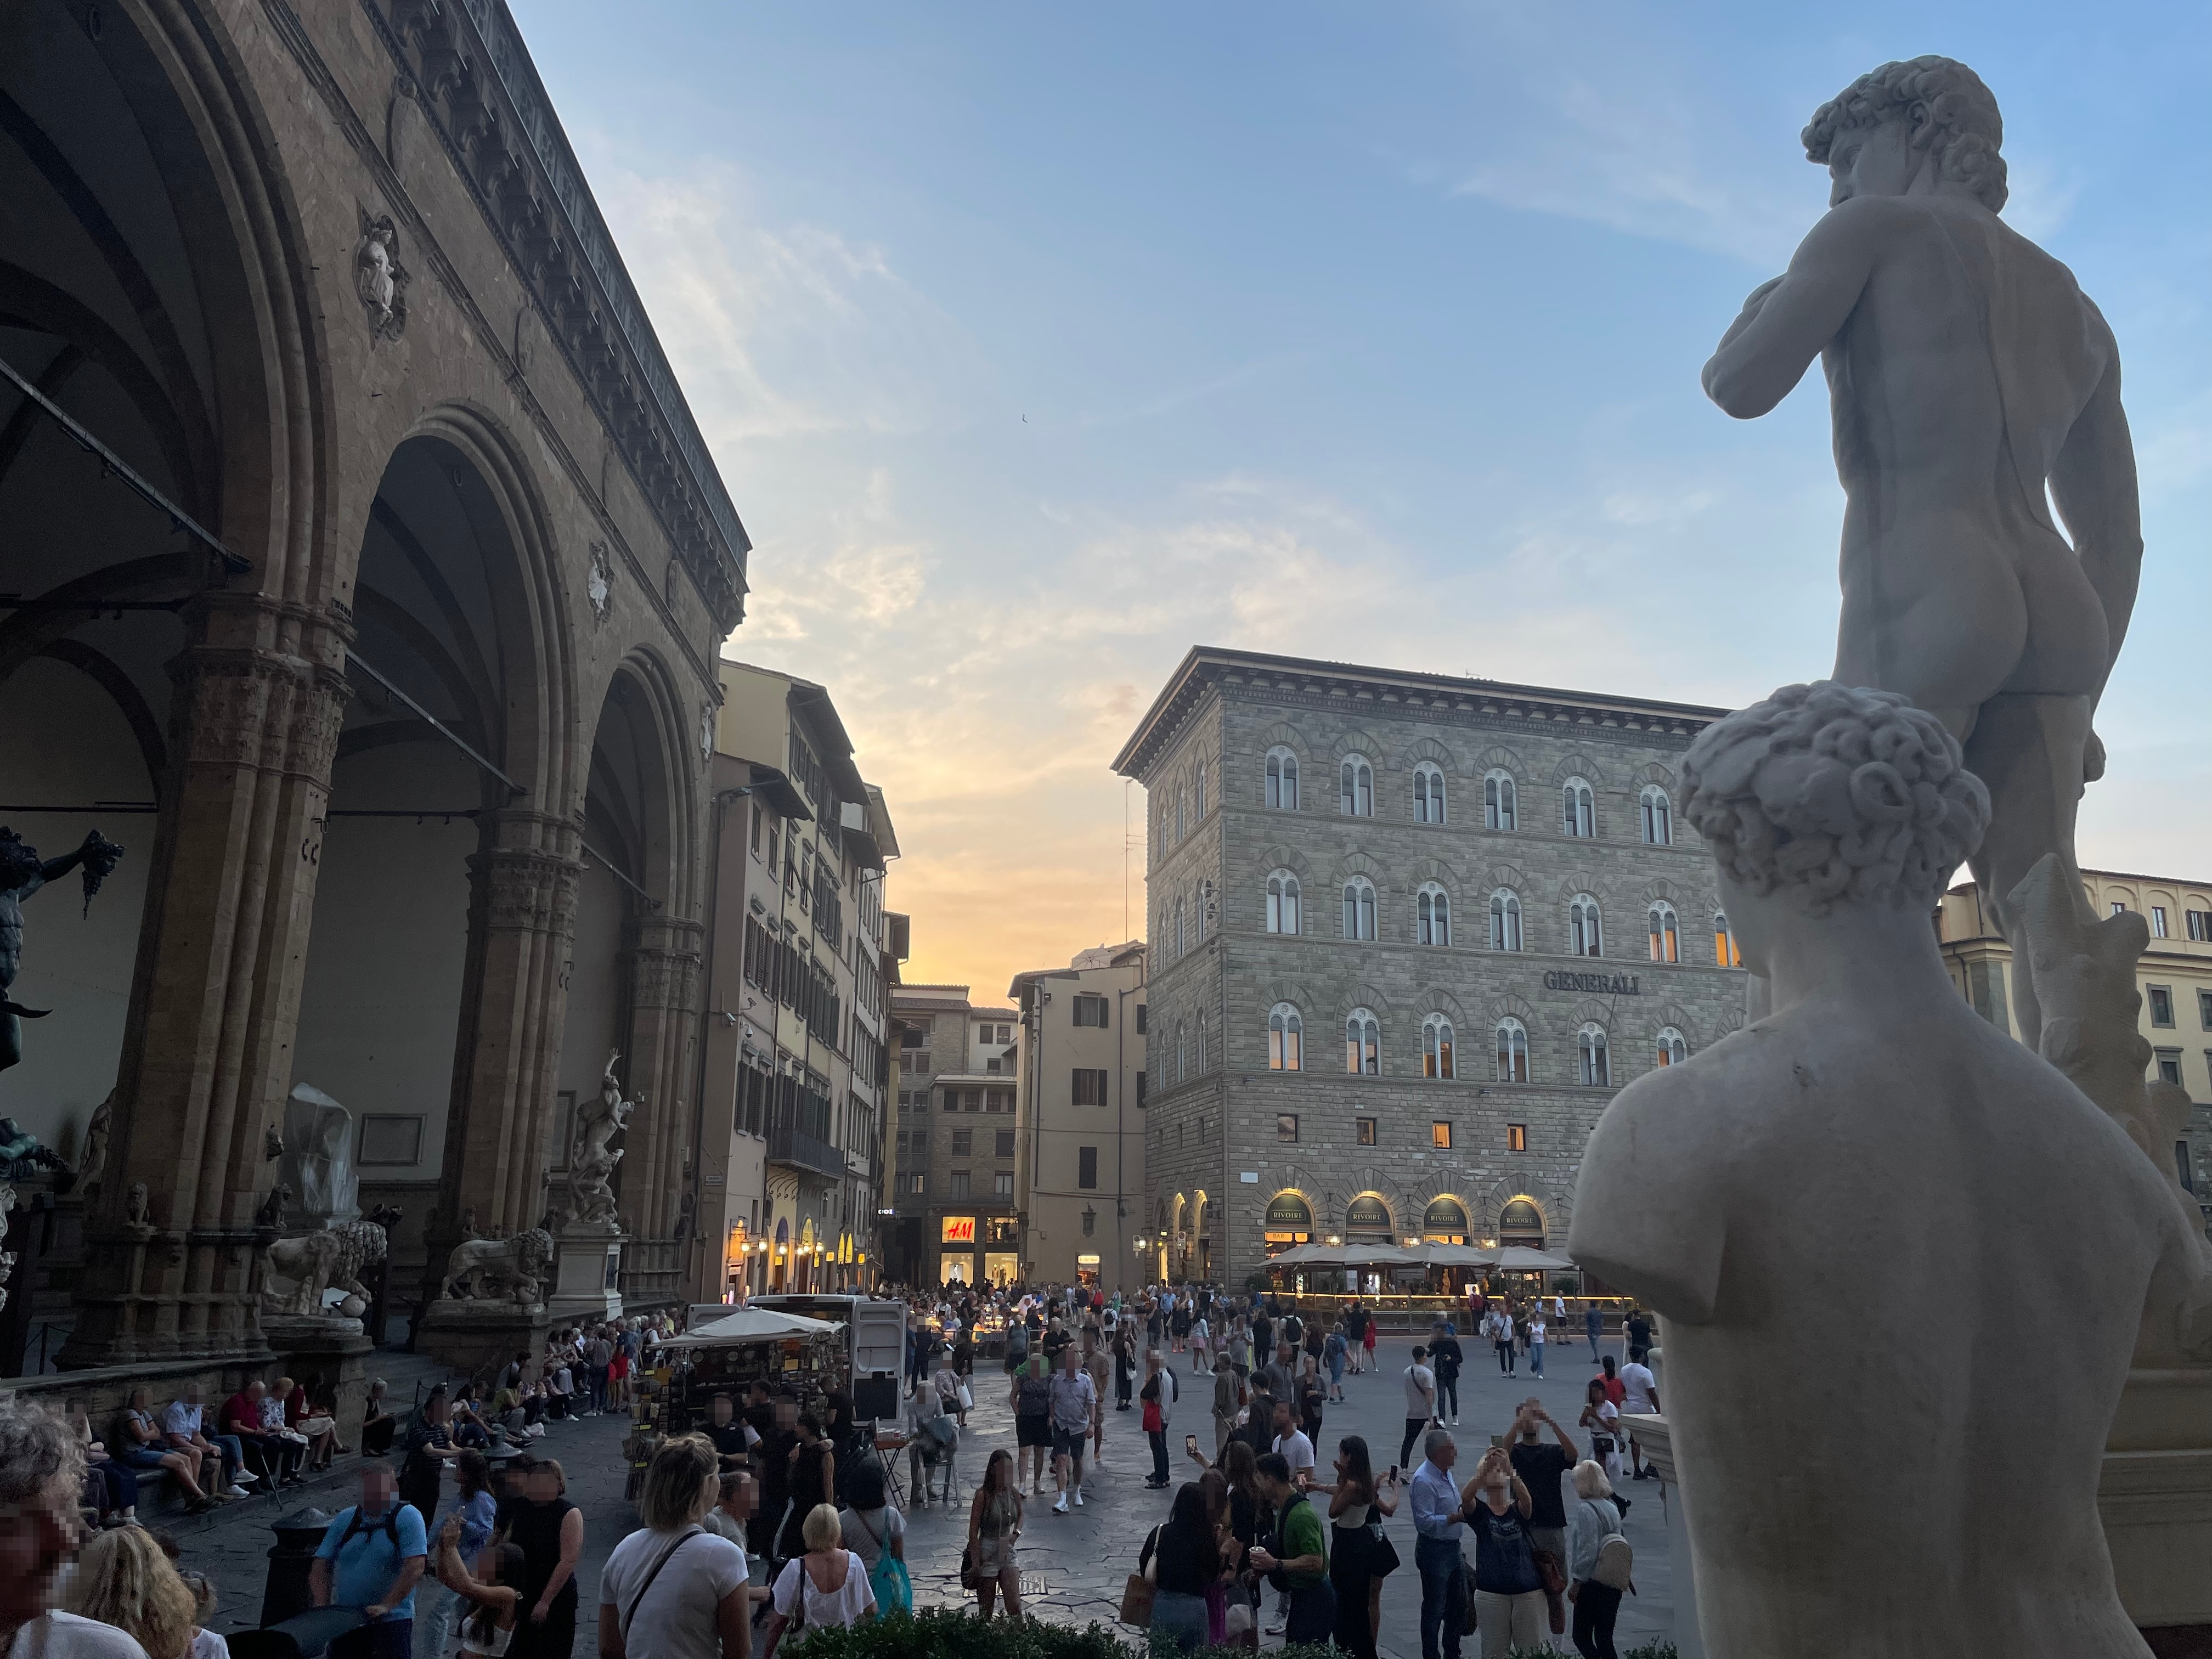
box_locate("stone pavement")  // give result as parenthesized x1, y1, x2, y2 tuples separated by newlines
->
(166, 1331, 1675, 1658)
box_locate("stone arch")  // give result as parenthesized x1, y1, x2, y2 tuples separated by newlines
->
(1333, 849, 1387, 886)
(1643, 876, 1681, 904)
(1472, 743, 1526, 775)
(1338, 982, 1398, 1022)
(1654, 1004, 1706, 1049)
(1487, 992, 1538, 1024)
(1412, 986, 1471, 1024)
(1397, 733, 1457, 771)
(1482, 861, 1532, 892)
(1549, 752, 1610, 787)
(1629, 759, 1678, 786)
(1254, 842, 1315, 880)
(1256, 720, 1309, 756)
(1569, 998, 1617, 1028)
(1406, 854, 1464, 888)
(1331, 727, 1385, 764)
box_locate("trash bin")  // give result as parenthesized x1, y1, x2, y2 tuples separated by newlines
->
(259, 1508, 337, 1629)
(232, 1606, 365, 1659)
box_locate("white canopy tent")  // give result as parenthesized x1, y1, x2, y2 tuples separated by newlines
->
(657, 1307, 847, 1346)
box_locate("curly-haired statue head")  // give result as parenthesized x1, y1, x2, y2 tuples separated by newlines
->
(1803, 56, 2007, 213)
(1681, 682, 1989, 917)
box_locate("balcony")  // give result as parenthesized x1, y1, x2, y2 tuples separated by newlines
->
(766, 1121, 842, 1180)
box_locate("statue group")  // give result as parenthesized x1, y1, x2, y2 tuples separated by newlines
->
(1572, 57, 2211, 1659)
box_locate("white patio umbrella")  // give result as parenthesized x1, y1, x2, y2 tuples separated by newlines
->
(1491, 1245, 1575, 1272)
(658, 1307, 847, 1346)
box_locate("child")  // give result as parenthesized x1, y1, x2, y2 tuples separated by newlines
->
(435, 1514, 526, 1658)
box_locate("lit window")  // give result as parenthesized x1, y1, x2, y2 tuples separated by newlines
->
(1265, 870, 1302, 934)
(1423, 1014, 1456, 1080)
(1356, 1116, 1377, 1146)
(1484, 770, 1517, 832)
(1342, 878, 1377, 941)
(1639, 785, 1673, 846)
(1277, 1113, 1299, 1142)
(1265, 746, 1300, 810)
(1268, 1003, 1304, 1071)
(1494, 1018, 1528, 1083)
(1648, 902, 1679, 963)
(1489, 889, 1523, 951)
(1506, 1123, 1527, 1153)
(1578, 1024, 1611, 1087)
(1417, 883, 1452, 946)
(2151, 905, 2169, 938)
(1340, 756, 1374, 817)
(1656, 1026, 1688, 1068)
(1570, 895, 1603, 957)
(2149, 986, 2175, 1028)
(1414, 763, 1448, 824)
(1431, 1121, 1453, 1149)
(1345, 1009, 1380, 1076)
(1715, 912, 1741, 968)
(1562, 778, 1595, 838)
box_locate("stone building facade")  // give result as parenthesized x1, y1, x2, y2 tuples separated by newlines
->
(1, 0, 745, 1373)
(886, 985, 1022, 1287)
(1114, 647, 1743, 1288)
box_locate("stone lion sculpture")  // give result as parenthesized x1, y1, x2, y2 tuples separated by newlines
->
(441, 1226, 555, 1306)
(259, 1217, 388, 1319)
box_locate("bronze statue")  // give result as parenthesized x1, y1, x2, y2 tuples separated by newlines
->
(0, 826, 125, 1073)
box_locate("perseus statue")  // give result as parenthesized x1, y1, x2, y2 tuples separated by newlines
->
(1701, 57, 2139, 1045)
(0, 827, 125, 1072)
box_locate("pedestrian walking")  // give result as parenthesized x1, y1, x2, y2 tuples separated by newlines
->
(1010, 1351, 1053, 1496)
(838, 1464, 909, 1616)
(774, 1417, 837, 1565)
(399, 1389, 461, 1532)
(1568, 1461, 1629, 1659)
(1190, 1313, 1212, 1374)
(1485, 1305, 1516, 1376)
(414, 1450, 496, 1659)
(760, 1506, 874, 1655)
(1310, 1436, 1399, 1659)
(1578, 1379, 1627, 1499)
(595, 1437, 750, 1659)
(312, 1462, 430, 1659)
(1465, 1446, 1545, 1658)
(1429, 1321, 1465, 1425)
(1211, 1366, 1242, 1460)
(1361, 1310, 1377, 1373)
(1585, 1303, 1604, 1359)
(1139, 1485, 1219, 1653)
(1248, 1454, 1334, 1644)
(1048, 1345, 1098, 1514)
(1324, 1323, 1348, 1401)
(1114, 1328, 1137, 1410)
(1528, 1312, 1548, 1377)
(965, 1449, 1025, 1622)
(1618, 1351, 1660, 1479)
(504, 1460, 584, 1659)
(1399, 1346, 1437, 1469)
(1408, 1427, 1468, 1659)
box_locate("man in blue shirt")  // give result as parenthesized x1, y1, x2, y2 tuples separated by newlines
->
(1408, 1426, 1469, 1659)
(312, 1461, 428, 1659)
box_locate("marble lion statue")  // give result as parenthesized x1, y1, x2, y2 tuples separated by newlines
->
(259, 1217, 388, 1318)
(441, 1226, 555, 1306)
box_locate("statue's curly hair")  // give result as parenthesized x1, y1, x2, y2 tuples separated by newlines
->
(1680, 682, 1989, 916)
(1803, 56, 2007, 213)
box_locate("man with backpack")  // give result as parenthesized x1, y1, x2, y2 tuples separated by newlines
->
(311, 1461, 428, 1659)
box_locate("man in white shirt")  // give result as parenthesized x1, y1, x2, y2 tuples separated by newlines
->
(1618, 1353, 1661, 1480)
(1047, 1345, 1098, 1514)
(1268, 1398, 1314, 1483)
(1400, 1344, 1437, 1469)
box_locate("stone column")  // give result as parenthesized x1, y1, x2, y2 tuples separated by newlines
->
(60, 595, 351, 1367)
(613, 916, 702, 1302)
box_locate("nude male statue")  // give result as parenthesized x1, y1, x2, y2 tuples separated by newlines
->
(0, 826, 124, 1072)
(1570, 683, 2212, 1658)
(1702, 57, 2140, 1043)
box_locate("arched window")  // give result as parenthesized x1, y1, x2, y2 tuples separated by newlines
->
(1175, 1020, 1188, 1084)
(1423, 1015, 1456, 1080)
(1656, 1026, 1688, 1068)
(1647, 901, 1679, 963)
(1342, 877, 1377, 941)
(1562, 777, 1595, 838)
(1569, 894, 1603, 957)
(1193, 881, 1208, 945)
(1340, 755, 1374, 817)
(1417, 883, 1452, 946)
(1485, 770, 1518, 832)
(1265, 747, 1300, 811)
(1578, 1024, 1611, 1087)
(1268, 1003, 1303, 1071)
(1494, 1018, 1528, 1083)
(1414, 763, 1447, 824)
(1195, 761, 1207, 823)
(1265, 871, 1302, 935)
(1173, 898, 1186, 959)
(1345, 1009, 1380, 1075)
(1196, 1008, 1210, 1073)
(1175, 786, 1186, 843)
(1489, 889, 1523, 952)
(1714, 912, 1741, 968)
(1639, 785, 1673, 846)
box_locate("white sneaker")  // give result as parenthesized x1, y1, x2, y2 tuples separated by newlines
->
(224, 1485, 251, 1500)
(1073, 1489, 1085, 1506)
(1052, 1496, 1069, 1514)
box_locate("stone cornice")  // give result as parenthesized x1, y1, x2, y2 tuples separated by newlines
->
(371, 0, 749, 632)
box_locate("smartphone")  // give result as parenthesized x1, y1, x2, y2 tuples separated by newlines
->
(1185, 1433, 1199, 1454)
(1388, 1465, 1400, 1483)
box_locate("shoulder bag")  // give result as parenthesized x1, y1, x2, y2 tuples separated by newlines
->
(856, 1513, 912, 1615)
(1586, 1500, 1634, 1592)
(618, 1526, 702, 1644)
(1119, 1526, 1160, 1626)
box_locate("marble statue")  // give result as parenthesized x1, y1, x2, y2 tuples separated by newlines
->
(1570, 684, 2212, 1658)
(278, 1084, 359, 1226)
(568, 1052, 631, 1233)
(0, 826, 124, 1073)
(79, 1090, 114, 1199)
(258, 1216, 387, 1321)
(441, 1226, 555, 1307)
(1701, 57, 2141, 1046)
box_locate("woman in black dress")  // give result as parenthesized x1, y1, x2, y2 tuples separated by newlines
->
(1312, 1434, 1399, 1659)
(774, 1414, 838, 1565)
(503, 1459, 584, 1659)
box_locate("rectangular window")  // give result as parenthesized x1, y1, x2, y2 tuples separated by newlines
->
(2190, 910, 2212, 943)
(950, 1170, 971, 1198)
(951, 1128, 972, 1156)
(1431, 1121, 1452, 1150)
(997, 1024, 1012, 1043)
(941, 1088, 960, 1112)
(2179, 1140, 2197, 1196)
(2200, 991, 2212, 1031)
(995, 1171, 1014, 1197)
(2154, 1048, 2182, 1087)
(1356, 1116, 1376, 1146)
(1071, 1068, 1110, 1105)
(986, 1058, 1002, 1074)
(1136, 1004, 1148, 1034)
(1078, 1147, 1099, 1188)
(899, 1171, 927, 1196)
(1277, 1113, 1299, 1143)
(1507, 1122, 1528, 1153)
(996, 1129, 1015, 1158)
(1073, 994, 1110, 1028)
(2149, 985, 2175, 1028)
(1136, 1072, 1147, 1109)
(2112, 901, 2129, 916)
(2152, 906, 2170, 938)
(358, 1114, 424, 1166)
(966, 1090, 981, 1113)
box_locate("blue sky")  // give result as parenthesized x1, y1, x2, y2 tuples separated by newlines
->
(512, 1, 2211, 995)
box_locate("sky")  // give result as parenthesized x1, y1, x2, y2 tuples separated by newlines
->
(510, 1, 2211, 1001)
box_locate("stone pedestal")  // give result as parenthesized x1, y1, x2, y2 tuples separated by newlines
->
(417, 1297, 550, 1379)
(1622, 1405, 1705, 1659)
(547, 1229, 624, 1325)
(261, 1315, 374, 1444)
(2104, 1367, 2212, 1647)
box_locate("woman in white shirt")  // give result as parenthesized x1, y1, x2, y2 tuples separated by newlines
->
(1577, 1377, 1624, 1490)
(761, 1505, 876, 1656)
(596, 1439, 751, 1659)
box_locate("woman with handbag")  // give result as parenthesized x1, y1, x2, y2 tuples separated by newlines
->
(965, 1449, 1025, 1623)
(1139, 1350, 1174, 1489)
(1567, 1460, 1630, 1659)
(1309, 1435, 1399, 1659)
(1577, 1378, 1627, 1503)
(761, 1505, 876, 1656)
(837, 1465, 911, 1618)
(594, 1438, 749, 1659)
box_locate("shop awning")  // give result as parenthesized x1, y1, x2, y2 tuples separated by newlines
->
(661, 1307, 847, 1346)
